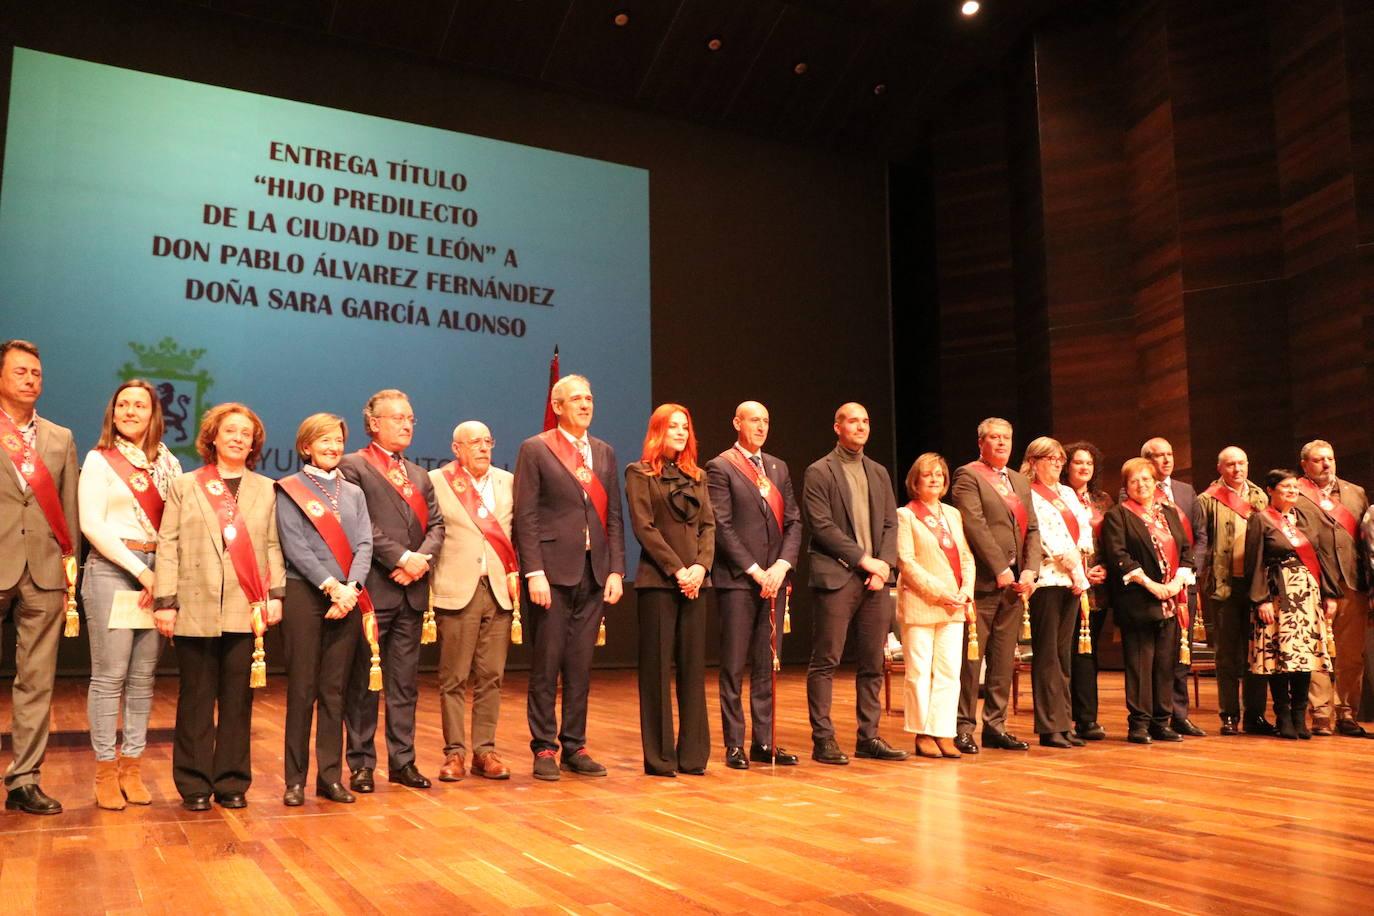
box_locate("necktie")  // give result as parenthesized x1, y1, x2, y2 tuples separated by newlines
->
(577, 439, 591, 469)
(750, 455, 764, 473)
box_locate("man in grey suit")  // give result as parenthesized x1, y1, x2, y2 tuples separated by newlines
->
(339, 388, 444, 792)
(951, 417, 1041, 754)
(706, 400, 802, 769)
(801, 402, 908, 765)
(0, 339, 78, 815)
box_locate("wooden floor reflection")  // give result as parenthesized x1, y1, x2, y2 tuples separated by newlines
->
(1, 667, 1372, 915)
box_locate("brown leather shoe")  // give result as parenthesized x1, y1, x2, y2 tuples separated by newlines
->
(438, 752, 466, 782)
(914, 735, 942, 758)
(933, 736, 963, 759)
(1311, 715, 1334, 737)
(471, 751, 511, 780)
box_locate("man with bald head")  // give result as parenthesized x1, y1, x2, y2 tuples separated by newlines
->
(429, 421, 517, 781)
(706, 401, 802, 769)
(1296, 439, 1370, 737)
(1198, 446, 1270, 734)
(801, 403, 907, 764)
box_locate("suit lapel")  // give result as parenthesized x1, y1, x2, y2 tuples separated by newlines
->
(825, 455, 856, 535)
(363, 457, 413, 521)
(191, 477, 225, 556)
(723, 449, 771, 522)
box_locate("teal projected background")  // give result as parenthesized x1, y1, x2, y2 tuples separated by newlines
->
(0, 48, 651, 477)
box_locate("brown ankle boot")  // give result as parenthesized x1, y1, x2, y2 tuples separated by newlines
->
(117, 755, 152, 805)
(95, 759, 126, 810)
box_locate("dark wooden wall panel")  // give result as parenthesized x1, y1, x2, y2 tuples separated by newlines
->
(1346, 0, 1374, 245)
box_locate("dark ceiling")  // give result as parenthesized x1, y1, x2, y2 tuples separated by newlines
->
(167, 0, 1076, 159)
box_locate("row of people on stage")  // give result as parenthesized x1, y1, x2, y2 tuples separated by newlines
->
(2, 336, 1371, 816)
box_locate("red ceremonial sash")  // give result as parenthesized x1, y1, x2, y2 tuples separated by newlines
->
(1203, 482, 1255, 520)
(194, 466, 268, 634)
(1031, 481, 1081, 543)
(908, 500, 962, 589)
(1298, 478, 1360, 541)
(276, 475, 377, 619)
(1123, 498, 1184, 625)
(101, 447, 165, 531)
(1073, 488, 1105, 539)
(724, 447, 785, 533)
(538, 429, 609, 530)
(1264, 508, 1323, 586)
(1155, 483, 1194, 545)
(968, 462, 1029, 547)
(0, 412, 74, 556)
(441, 462, 518, 574)
(361, 444, 429, 530)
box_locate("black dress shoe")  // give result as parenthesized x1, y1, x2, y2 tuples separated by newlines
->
(953, 733, 980, 755)
(1039, 732, 1072, 748)
(645, 769, 677, 777)
(5, 785, 62, 816)
(679, 766, 706, 776)
(1219, 716, 1239, 736)
(316, 781, 355, 804)
(1127, 728, 1153, 745)
(388, 763, 432, 788)
(750, 743, 799, 766)
(1336, 717, 1371, 738)
(1075, 722, 1107, 741)
(981, 731, 1030, 751)
(1149, 726, 1183, 742)
(854, 737, 911, 760)
(283, 785, 305, 807)
(214, 792, 247, 808)
(350, 767, 375, 793)
(1243, 717, 1278, 736)
(1066, 732, 1086, 747)
(1172, 718, 1207, 737)
(725, 746, 749, 770)
(811, 738, 849, 765)
(181, 794, 212, 812)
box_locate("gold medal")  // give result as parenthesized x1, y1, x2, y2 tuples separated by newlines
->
(388, 468, 407, 487)
(21, 461, 35, 476)
(996, 482, 1010, 496)
(758, 478, 771, 497)
(2, 434, 20, 452)
(1321, 499, 1335, 511)
(224, 523, 238, 542)
(205, 479, 225, 496)
(306, 500, 326, 518)
(129, 471, 150, 492)
(402, 483, 414, 498)
(452, 478, 466, 493)
(575, 466, 593, 483)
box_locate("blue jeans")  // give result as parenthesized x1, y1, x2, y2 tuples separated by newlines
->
(82, 550, 163, 761)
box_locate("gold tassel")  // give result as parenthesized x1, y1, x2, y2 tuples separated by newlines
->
(63, 555, 80, 637)
(510, 609, 523, 645)
(782, 585, 792, 635)
(773, 653, 781, 672)
(595, 618, 606, 647)
(250, 635, 266, 688)
(1324, 618, 1337, 660)
(1019, 592, 1031, 640)
(508, 571, 523, 645)
(1078, 592, 1092, 654)
(363, 609, 382, 691)
(1192, 610, 1206, 642)
(420, 591, 436, 645)
(1178, 626, 1191, 666)
(967, 619, 980, 660)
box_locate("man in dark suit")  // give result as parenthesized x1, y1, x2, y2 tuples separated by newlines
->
(801, 402, 908, 765)
(339, 388, 445, 793)
(1139, 437, 1209, 737)
(513, 374, 625, 780)
(951, 417, 1042, 754)
(0, 339, 78, 816)
(705, 400, 802, 770)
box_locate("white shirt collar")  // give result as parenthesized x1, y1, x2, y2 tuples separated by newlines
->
(304, 464, 338, 479)
(735, 442, 761, 461)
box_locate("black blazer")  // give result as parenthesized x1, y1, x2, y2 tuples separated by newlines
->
(338, 449, 445, 610)
(1245, 505, 1342, 603)
(624, 462, 715, 589)
(512, 432, 625, 588)
(705, 448, 801, 590)
(801, 449, 897, 590)
(1101, 502, 1194, 629)
(951, 462, 1043, 594)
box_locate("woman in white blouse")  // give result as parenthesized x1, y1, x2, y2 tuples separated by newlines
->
(1020, 437, 1092, 748)
(895, 453, 975, 759)
(78, 380, 182, 809)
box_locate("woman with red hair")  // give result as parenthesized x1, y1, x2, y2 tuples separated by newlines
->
(625, 404, 716, 776)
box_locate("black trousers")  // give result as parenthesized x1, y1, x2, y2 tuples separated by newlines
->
(1029, 586, 1076, 735)
(1121, 617, 1178, 730)
(1211, 584, 1270, 721)
(344, 597, 422, 772)
(173, 633, 254, 798)
(958, 585, 1022, 736)
(636, 587, 709, 774)
(526, 555, 604, 754)
(282, 578, 361, 786)
(1070, 607, 1109, 726)
(717, 588, 784, 748)
(806, 577, 890, 743)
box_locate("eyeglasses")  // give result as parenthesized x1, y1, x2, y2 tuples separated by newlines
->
(459, 437, 495, 448)
(1037, 455, 1065, 464)
(378, 414, 416, 426)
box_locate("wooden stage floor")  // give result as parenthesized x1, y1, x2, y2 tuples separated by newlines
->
(2, 667, 1372, 915)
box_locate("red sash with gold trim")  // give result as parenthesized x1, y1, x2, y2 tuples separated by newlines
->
(193, 467, 268, 628)
(1298, 478, 1360, 541)
(1123, 497, 1185, 625)
(1203, 482, 1256, 521)
(0, 413, 74, 556)
(539, 429, 608, 530)
(441, 462, 518, 574)
(1264, 508, 1323, 586)
(908, 500, 962, 589)
(361, 443, 429, 529)
(276, 474, 377, 615)
(1032, 481, 1081, 544)
(1073, 488, 1105, 539)
(102, 447, 165, 531)
(724, 447, 785, 532)
(1155, 484, 1195, 545)
(968, 462, 1029, 546)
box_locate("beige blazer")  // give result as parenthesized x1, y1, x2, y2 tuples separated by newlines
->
(154, 469, 286, 636)
(429, 464, 515, 611)
(0, 417, 80, 591)
(896, 503, 975, 627)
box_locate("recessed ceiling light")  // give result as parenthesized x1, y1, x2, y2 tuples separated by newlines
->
(961, 1, 981, 16)
(706, 36, 723, 52)
(793, 62, 809, 76)
(613, 11, 630, 27)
